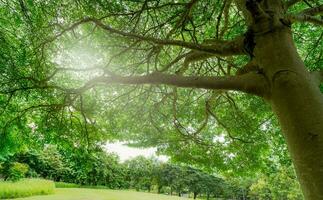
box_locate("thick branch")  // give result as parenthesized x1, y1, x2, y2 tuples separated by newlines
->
(299, 5, 323, 16)
(74, 72, 268, 96)
(288, 14, 323, 26)
(177, 37, 245, 74)
(236, 59, 259, 75)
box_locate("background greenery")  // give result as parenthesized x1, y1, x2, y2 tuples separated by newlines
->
(0, 144, 302, 199)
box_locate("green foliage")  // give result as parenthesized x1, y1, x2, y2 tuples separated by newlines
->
(8, 162, 29, 181)
(0, 0, 309, 176)
(60, 148, 125, 188)
(1, 147, 303, 199)
(37, 145, 66, 181)
(124, 156, 155, 191)
(0, 1, 321, 198)
(249, 167, 303, 200)
(0, 159, 29, 181)
(13, 145, 127, 188)
(0, 179, 55, 199)
(124, 157, 225, 198)
(17, 145, 67, 181)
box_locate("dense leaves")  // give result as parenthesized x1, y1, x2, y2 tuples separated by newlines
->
(0, 0, 322, 198)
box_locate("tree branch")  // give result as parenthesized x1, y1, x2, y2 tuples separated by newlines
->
(72, 72, 268, 96)
(287, 14, 323, 26)
(176, 37, 245, 74)
(285, 0, 302, 9)
(45, 17, 246, 56)
(91, 17, 246, 55)
(299, 5, 323, 16)
(206, 102, 253, 143)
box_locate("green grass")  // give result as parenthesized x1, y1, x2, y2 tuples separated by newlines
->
(54, 182, 80, 188)
(0, 179, 55, 199)
(14, 188, 194, 200)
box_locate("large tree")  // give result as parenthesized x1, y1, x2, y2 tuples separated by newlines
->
(0, 0, 322, 199)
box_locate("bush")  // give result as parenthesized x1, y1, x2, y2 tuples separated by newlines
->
(249, 167, 303, 200)
(8, 162, 29, 181)
(55, 182, 80, 188)
(0, 178, 55, 199)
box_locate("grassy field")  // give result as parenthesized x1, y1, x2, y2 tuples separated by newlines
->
(0, 179, 54, 199)
(15, 188, 192, 200)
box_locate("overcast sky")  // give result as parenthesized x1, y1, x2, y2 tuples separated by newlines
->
(105, 142, 168, 162)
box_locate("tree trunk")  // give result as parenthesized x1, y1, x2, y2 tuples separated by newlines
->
(193, 192, 198, 199)
(254, 26, 323, 199)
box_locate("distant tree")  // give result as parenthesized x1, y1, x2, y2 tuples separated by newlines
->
(124, 156, 155, 192)
(185, 167, 204, 199)
(61, 147, 123, 187)
(151, 161, 167, 193)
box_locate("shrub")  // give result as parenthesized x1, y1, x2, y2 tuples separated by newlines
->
(8, 162, 29, 181)
(0, 179, 55, 199)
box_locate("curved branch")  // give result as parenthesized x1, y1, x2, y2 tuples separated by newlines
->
(72, 72, 269, 97)
(91, 18, 246, 55)
(44, 17, 246, 56)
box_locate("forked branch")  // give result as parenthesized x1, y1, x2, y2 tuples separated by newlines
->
(44, 17, 246, 56)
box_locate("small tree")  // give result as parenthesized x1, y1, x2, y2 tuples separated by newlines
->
(124, 156, 154, 192)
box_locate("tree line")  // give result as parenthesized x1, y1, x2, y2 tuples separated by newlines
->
(0, 145, 302, 199)
(0, 145, 227, 199)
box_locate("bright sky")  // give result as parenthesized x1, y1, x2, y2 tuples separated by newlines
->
(104, 142, 168, 162)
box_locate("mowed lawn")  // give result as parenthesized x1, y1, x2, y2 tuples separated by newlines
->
(14, 188, 189, 200)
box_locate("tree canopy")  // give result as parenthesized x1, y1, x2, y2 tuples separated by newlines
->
(0, 0, 322, 198)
